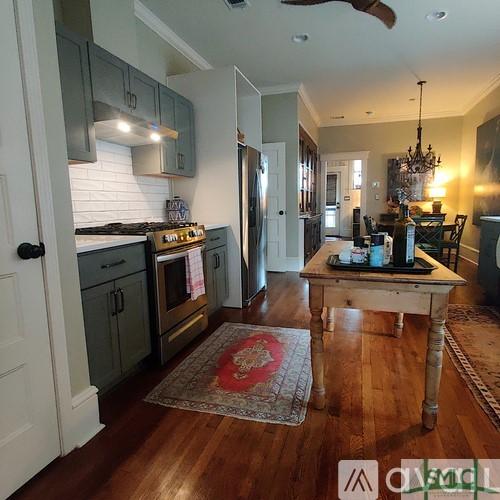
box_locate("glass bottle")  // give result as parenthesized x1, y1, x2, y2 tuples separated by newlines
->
(392, 204, 416, 267)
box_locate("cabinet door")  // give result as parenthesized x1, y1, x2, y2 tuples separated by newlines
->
(159, 85, 177, 175)
(88, 43, 130, 113)
(115, 271, 152, 373)
(215, 247, 229, 308)
(174, 95, 196, 177)
(205, 248, 218, 315)
(129, 67, 160, 123)
(81, 282, 121, 390)
(56, 24, 96, 163)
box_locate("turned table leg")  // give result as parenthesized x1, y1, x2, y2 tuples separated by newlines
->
(310, 285, 325, 409)
(393, 312, 404, 338)
(325, 307, 335, 332)
(422, 294, 448, 430)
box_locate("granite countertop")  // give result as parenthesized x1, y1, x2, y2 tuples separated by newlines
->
(203, 224, 229, 231)
(75, 235, 147, 254)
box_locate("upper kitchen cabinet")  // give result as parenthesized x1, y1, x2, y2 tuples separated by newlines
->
(174, 95, 195, 177)
(56, 23, 96, 163)
(88, 43, 160, 124)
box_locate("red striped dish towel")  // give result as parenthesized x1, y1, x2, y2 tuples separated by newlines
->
(186, 247, 205, 300)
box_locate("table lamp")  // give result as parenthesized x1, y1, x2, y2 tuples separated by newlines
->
(428, 186, 446, 214)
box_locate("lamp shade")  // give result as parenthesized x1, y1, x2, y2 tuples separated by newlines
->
(428, 186, 446, 199)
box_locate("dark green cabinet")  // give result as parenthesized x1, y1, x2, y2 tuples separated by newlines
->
(174, 95, 195, 177)
(79, 245, 151, 392)
(478, 220, 500, 301)
(56, 23, 96, 163)
(159, 85, 177, 174)
(81, 281, 121, 390)
(88, 43, 160, 124)
(205, 229, 229, 314)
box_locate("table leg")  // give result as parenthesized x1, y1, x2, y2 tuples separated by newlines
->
(326, 307, 335, 332)
(310, 285, 325, 409)
(393, 312, 404, 338)
(422, 294, 448, 430)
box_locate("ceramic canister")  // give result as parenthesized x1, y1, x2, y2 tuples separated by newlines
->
(369, 233, 385, 267)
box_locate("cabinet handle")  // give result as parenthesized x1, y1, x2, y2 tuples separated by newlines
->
(110, 290, 118, 316)
(210, 236, 221, 242)
(101, 259, 126, 269)
(177, 152, 185, 170)
(213, 253, 218, 270)
(216, 253, 220, 269)
(117, 288, 125, 313)
(132, 93, 137, 110)
(126, 91, 132, 108)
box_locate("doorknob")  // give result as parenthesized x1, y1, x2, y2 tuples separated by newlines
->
(279, 210, 285, 215)
(17, 242, 45, 260)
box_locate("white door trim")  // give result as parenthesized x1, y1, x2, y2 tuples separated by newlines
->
(322, 151, 370, 231)
(15, 0, 102, 455)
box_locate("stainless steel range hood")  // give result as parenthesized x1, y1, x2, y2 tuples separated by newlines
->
(93, 101, 178, 147)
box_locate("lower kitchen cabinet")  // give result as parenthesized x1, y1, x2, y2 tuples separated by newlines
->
(78, 244, 151, 392)
(205, 229, 229, 314)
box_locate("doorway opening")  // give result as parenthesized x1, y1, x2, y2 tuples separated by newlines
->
(325, 171, 341, 236)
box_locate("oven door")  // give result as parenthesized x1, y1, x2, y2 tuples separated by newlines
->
(155, 245, 207, 335)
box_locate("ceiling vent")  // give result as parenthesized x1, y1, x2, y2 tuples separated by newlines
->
(224, 0, 250, 9)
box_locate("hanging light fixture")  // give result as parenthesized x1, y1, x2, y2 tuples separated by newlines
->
(400, 81, 442, 175)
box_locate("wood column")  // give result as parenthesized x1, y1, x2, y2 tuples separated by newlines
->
(309, 285, 325, 409)
(393, 312, 404, 338)
(422, 294, 448, 430)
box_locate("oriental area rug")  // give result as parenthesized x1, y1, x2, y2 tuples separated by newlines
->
(145, 323, 312, 425)
(444, 305, 500, 431)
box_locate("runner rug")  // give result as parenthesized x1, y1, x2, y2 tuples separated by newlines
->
(145, 322, 312, 425)
(445, 304, 500, 431)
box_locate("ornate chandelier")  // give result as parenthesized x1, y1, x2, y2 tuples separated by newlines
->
(400, 81, 442, 175)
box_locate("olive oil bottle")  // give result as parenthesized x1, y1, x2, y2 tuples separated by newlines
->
(392, 204, 416, 267)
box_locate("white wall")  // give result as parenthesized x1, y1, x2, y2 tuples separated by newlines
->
(70, 141, 172, 227)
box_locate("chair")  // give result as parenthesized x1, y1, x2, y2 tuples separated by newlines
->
(441, 214, 467, 272)
(415, 216, 444, 258)
(363, 215, 378, 235)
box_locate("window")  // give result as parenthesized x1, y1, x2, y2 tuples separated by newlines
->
(352, 160, 362, 190)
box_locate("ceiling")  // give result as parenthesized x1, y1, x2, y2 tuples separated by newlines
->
(141, 0, 500, 127)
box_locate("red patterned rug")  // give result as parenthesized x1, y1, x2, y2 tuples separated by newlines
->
(145, 323, 312, 425)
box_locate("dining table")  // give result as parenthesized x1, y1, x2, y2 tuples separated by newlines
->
(299, 241, 466, 430)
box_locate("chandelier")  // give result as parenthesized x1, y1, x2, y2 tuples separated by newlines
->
(400, 81, 442, 175)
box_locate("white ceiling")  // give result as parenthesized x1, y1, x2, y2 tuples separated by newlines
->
(141, 0, 500, 126)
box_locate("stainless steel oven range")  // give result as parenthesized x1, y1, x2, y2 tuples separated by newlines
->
(75, 222, 208, 364)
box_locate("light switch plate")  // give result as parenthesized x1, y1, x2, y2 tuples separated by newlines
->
(375, 194, 380, 200)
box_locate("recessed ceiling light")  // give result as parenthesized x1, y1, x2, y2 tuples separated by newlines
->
(366, 111, 374, 116)
(426, 10, 448, 22)
(330, 115, 345, 120)
(291, 33, 309, 43)
(409, 97, 416, 101)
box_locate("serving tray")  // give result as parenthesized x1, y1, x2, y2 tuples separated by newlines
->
(326, 255, 437, 274)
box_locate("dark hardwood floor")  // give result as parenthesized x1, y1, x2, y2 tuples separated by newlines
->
(13, 258, 498, 500)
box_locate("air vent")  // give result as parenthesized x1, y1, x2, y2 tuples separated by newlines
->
(224, 0, 250, 9)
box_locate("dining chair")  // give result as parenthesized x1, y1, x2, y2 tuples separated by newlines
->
(441, 214, 468, 272)
(415, 216, 444, 258)
(363, 215, 378, 235)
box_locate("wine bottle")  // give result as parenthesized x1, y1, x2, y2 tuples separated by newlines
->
(392, 204, 416, 267)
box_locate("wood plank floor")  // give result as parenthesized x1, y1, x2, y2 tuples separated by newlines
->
(13, 259, 498, 500)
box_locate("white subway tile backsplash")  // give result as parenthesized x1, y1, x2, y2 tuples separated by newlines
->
(70, 141, 173, 228)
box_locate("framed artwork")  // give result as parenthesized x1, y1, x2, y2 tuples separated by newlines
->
(387, 158, 433, 202)
(473, 114, 500, 225)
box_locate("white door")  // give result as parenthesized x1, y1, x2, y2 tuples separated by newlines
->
(0, 2, 60, 497)
(325, 172, 341, 236)
(263, 143, 287, 272)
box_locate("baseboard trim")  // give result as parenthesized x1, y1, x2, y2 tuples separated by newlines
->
(70, 386, 104, 451)
(459, 243, 480, 265)
(460, 255, 479, 266)
(287, 257, 303, 272)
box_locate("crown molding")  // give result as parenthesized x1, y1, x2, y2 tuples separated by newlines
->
(319, 108, 464, 128)
(134, 0, 213, 71)
(462, 73, 500, 115)
(298, 84, 321, 128)
(258, 82, 301, 95)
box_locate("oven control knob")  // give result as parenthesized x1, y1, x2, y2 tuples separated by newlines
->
(188, 230, 195, 237)
(173, 234, 178, 241)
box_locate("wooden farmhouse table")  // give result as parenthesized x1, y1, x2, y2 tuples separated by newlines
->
(300, 241, 466, 430)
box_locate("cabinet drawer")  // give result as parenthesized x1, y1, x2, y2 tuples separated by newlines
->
(78, 243, 146, 289)
(206, 228, 227, 250)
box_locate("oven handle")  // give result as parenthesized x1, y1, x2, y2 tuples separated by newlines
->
(156, 245, 205, 263)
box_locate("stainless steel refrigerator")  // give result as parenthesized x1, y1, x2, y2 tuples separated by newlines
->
(239, 145, 267, 305)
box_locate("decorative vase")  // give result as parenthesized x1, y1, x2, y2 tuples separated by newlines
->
(166, 197, 190, 222)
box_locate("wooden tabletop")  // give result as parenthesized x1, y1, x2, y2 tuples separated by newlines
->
(300, 241, 467, 286)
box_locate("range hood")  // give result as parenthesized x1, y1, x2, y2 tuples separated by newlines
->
(93, 101, 178, 147)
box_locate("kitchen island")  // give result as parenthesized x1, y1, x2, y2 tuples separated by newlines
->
(300, 241, 466, 429)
